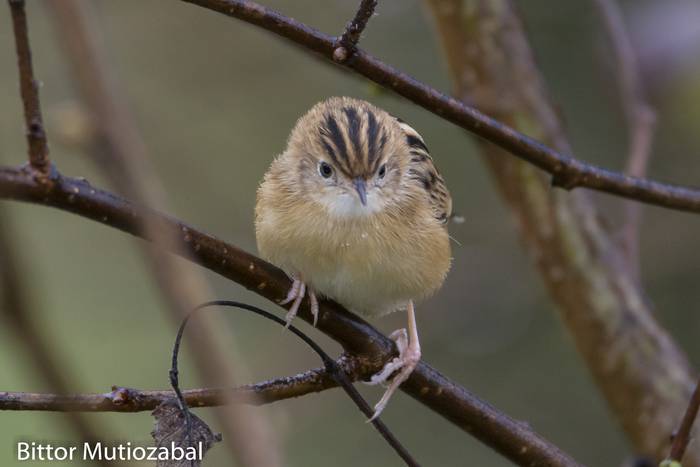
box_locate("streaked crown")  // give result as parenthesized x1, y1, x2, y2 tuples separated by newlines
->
(287, 97, 402, 179)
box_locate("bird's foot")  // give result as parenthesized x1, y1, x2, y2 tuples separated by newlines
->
(365, 327, 421, 421)
(279, 278, 319, 327)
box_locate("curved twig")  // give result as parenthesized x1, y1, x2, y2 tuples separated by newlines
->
(179, 0, 700, 214)
(170, 300, 420, 467)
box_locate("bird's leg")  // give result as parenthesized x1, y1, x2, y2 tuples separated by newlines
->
(280, 278, 305, 327)
(279, 277, 320, 327)
(366, 300, 421, 421)
(309, 289, 320, 327)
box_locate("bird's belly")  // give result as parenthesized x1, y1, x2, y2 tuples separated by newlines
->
(263, 222, 450, 317)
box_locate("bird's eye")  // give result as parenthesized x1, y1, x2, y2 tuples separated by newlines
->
(319, 161, 333, 178)
(377, 164, 387, 179)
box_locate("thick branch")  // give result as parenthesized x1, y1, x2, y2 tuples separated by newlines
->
(179, 0, 700, 214)
(7, 0, 50, 174)
(424, 0, 696, 464)
(0, 165, 580, 467)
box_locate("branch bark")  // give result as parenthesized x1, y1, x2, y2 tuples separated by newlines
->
(0, 363, 349, 413)
(8, 0, 50, 174)
(177, 0, 700, 214)
(0, 165, 581, 467)
(424, 0, 696, 464)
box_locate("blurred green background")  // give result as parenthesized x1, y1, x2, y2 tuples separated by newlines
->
(1, 1, 699, 465)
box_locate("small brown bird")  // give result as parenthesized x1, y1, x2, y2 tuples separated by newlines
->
(255, 97, 452, 419)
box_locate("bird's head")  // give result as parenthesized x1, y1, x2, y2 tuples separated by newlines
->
(283, 96, 428, 218)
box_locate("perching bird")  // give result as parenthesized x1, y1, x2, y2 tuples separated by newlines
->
(255, 97, 452, 419)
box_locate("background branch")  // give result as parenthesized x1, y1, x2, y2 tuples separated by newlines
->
(179, 0, 700, 214)
(424, 0, 696, 464)
(0, 211, 115, 467)
(44, 2, 281, 466)
(592, 0, 656, 279)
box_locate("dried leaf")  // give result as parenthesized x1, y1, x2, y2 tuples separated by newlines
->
(151, 400, 221, 467)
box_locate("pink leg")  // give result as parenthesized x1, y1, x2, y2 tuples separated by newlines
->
(279, 278, 320, 327)
(309, 289, 320, 327)
(366, 300, 421, 421)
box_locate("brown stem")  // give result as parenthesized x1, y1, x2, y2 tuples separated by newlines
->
(668, 378, 700, 463)
(179, 0, 700, 214)
(7, 0, 50, 174)
(0, 165, 581, 467)
(335, 0, 378, 62)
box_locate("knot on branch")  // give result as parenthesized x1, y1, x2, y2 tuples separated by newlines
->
(334, 0, 378, 63)
(109, 386, 142, 408)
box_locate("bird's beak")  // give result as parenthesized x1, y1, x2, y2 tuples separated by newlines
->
(353, 178, 367, 206)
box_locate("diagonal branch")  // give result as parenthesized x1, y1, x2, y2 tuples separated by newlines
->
(423, 0, 696, 463)
(666, 378, 700, 464)
(0, 165, 581, 467)
(43, 3, 281, 466)
(7, 0, 50, 174)
(179, 0, 700, 214)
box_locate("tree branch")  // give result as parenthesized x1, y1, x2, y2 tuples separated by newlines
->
(0, 368, 344, 413)
(334, 0, 378, 62)
(666, 378, 700, 464)
(0, 165, 581, 467)
(43, 3, 281, 466)
(7, 0, 50, 174)
(179, 0, 700, 214)
(424, 0, 696, 464)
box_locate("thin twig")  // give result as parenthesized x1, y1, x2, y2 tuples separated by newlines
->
(334, 0, 378, 62)
(0, 361, 357, 412)
(0, 166, 581, 467)
(667, 378, 700, 463)
(7, 0, 50, 174)
(170, 301, 420, 467)
(45, 2, 281, 466)
(179, 0, 700, 214)
(592, 0, 657, 278)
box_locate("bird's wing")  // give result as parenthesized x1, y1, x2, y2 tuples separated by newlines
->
(397, 120, 453, 225)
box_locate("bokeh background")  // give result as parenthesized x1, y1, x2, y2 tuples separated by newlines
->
(1, 1, 700, 465)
